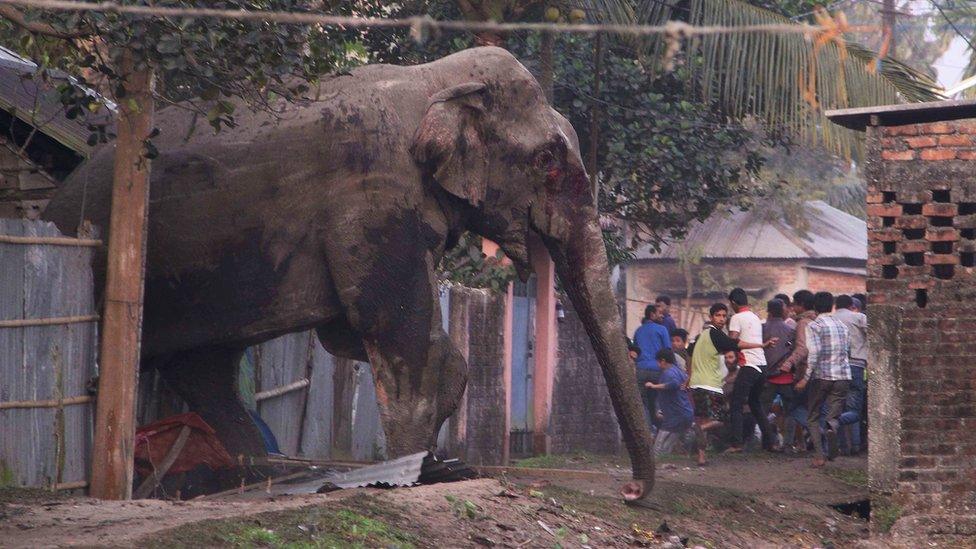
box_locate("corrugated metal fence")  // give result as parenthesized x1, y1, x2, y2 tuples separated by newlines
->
(242, 331, 388, 461)
(0, 218, 99, 490)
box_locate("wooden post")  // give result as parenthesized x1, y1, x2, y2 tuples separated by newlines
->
(89, 55, 155, 500)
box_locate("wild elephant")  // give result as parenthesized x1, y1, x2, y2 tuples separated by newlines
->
(44, 46, 655, 499)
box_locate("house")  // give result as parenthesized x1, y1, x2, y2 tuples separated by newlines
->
(623, 200, 867, 335)
(0, 46, 110, 219)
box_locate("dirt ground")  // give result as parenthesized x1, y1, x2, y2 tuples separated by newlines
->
(1, 452, 879, 548)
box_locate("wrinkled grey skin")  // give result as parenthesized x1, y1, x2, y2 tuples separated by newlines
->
(44, 47, 655, 497)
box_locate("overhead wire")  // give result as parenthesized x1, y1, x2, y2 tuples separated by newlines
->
(0, 0, 878, 39)
(930, 0, 976, 53)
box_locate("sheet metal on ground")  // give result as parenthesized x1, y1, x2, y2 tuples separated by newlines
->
(282, 451, 429, 494)
(237, 452, 478, 498)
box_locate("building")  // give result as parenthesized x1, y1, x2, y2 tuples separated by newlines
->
(828, 99, 976, 535)
(0, 46, 109, 219)
(623, 200, 867, 335)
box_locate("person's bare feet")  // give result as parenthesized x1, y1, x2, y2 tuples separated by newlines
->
(697, 449, 707, 466)
(811, 457, 826, 468)
(724, 446, 743, 454)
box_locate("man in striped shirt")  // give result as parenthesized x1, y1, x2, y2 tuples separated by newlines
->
(796, 291, 851, 468)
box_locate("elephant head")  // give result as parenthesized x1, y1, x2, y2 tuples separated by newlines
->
(412, 47, 655, 499)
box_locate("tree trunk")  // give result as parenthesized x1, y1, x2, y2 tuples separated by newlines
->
(539, 31, 554, 102)
(89, 53, 154, 500)
(588, 32, 604, 207)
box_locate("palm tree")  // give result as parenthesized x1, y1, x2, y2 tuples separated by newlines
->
(574, 0, 943, 156)
(457, 0, 942, 156)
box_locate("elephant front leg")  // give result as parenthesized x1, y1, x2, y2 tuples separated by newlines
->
(362, 334, 467, 457)
(352, 262, 468, 458)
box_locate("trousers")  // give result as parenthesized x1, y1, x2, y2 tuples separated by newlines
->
(636, 368, 661, 430)
(761, 382, 801, 446)
(807, 378, 850, 457)
(729, 366, 773, 448)
(839, 363, 866, 450)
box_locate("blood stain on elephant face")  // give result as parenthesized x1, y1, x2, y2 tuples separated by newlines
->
(356, 210, 443, 394)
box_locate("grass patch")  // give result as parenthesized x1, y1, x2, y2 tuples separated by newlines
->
(145, 494, 417, 549)
(871, 497, 902, 534)
(511, 452, 625, 469)
(823, 467, 868, 488)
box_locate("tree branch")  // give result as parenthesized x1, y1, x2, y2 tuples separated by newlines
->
(0, 4, 90, 38)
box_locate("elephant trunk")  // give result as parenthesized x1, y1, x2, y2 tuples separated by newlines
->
(541, 217, 656, 494)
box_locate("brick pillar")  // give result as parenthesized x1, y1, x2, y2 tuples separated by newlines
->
(866, 118, 976, 526)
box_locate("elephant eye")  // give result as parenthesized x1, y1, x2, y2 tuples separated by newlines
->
(533, 149, 556, 171)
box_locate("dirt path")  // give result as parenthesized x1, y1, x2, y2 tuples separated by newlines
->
(1, 489, 369, 548)
(1, 453, 870, 548)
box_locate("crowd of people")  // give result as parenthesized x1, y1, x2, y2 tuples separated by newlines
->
(630, 289, 868, 468)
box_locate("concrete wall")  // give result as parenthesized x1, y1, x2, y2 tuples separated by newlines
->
(456, 286, 510, 465)
(867, 118, 976, 518)
(549, 303, 621, 455)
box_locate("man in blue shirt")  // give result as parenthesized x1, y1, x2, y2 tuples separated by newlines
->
(656, 294, 678, 336)
(634, 304, 672, 429)
(646, 349, 693, 455)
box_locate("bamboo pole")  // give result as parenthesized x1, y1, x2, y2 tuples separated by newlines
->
(254, 378, 310, 401)
(53, 480, 89, 491)
(0, 315, 98, 328)
(0, 395, 93, 409)
(90, 55, 155, 501)
(0, 235, 102, 247)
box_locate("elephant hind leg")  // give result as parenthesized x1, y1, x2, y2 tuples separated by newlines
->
(156, 346, 267, 459)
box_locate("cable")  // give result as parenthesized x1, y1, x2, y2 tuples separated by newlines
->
(0, 0, 876, 39)
(930, 0, 976, 53)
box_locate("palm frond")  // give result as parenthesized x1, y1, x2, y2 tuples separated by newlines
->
(844, 42, 943, 103)
(577, 0, 944, 157)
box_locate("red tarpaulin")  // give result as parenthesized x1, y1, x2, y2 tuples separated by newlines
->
(134, 412, 235, 478)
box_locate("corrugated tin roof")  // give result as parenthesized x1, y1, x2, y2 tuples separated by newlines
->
(634, 200, 866, 261)
(0, 46, 114, 156)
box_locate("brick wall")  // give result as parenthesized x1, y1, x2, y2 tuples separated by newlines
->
(805, 268, 866, 295)
(866, 118, 976, 518)
(549, 303, 621, 454)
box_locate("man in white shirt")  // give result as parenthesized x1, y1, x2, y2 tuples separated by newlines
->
(726, 288, 778, 453)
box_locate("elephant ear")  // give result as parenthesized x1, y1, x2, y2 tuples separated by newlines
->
(411, 82, 488, 207)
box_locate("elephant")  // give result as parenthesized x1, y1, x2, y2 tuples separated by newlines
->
(43, 46, 655, 499)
